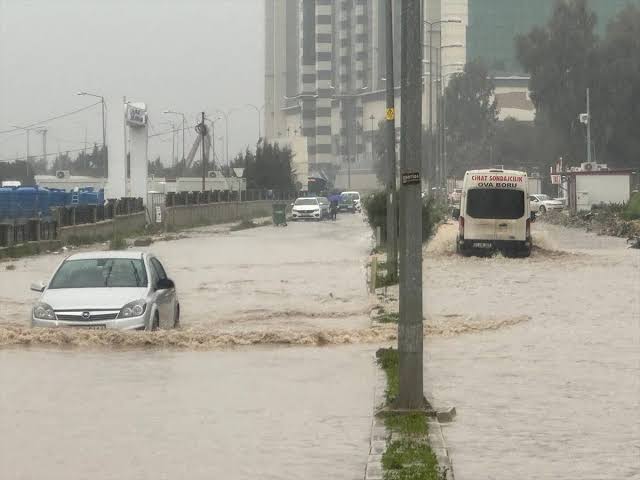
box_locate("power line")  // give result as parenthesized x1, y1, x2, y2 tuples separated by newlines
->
(0, 102, 102, 135)
(0, 143, 101, 163)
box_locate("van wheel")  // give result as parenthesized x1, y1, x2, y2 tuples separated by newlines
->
(539, 205, 546, 214)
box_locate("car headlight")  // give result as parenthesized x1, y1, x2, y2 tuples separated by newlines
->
(33, 302, 55, 320)
(118, 300, 147, 318)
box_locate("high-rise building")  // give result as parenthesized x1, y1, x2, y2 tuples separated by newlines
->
(264, 0, 465, 188)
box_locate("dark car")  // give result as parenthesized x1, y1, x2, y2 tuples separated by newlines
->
(338, 195, 356, 213)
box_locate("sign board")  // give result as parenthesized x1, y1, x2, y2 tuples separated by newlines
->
(233, 168, 245, 178)
(385, 108, 395, 121)
(126, 103, 147, 128)
(551, 174, 561, 185)
(155, 206, 162, 223)
(401, 172, 421, 185)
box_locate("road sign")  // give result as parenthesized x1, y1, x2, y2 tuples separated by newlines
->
(401, 171, 420, 185)
(233, 168, 245, 178)
(155, 206, 162, 223)
(551, 175, 561, 185)
(385, 108, 395, 121)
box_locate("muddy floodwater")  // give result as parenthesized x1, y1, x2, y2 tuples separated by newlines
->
(0, 212, 638, 480)
(422, 223, 640, 480)
(0, 345, 375, 480)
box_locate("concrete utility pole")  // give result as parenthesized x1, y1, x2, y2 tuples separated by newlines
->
(200, 112, 207, 192)
(586, 88, 592, 164)
(385, 0, 398, 279)
(398, 0, 424, 410)
(36, 128, 47, 164)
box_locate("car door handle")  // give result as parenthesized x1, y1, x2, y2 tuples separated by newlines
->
(498, 223, 508, 227)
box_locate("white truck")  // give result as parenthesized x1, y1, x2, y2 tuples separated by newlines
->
(457, 168, 533, 257)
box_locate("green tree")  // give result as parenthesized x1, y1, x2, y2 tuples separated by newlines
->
(593, 5, 640, 168)
(516, 0, 599, 166)
(231, 141, 296, 191)
(443, 60, 498, 176)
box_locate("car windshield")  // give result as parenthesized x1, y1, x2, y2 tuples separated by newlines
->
(466, 189, 525, 220)
(537, 195, 551, 201)
(318, 198, 329, 205)
(48, 258, 148, 289)
(342, 193, 359, 200)
(294, 198, 318, 206)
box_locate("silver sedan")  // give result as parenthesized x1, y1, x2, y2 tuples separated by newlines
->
(30, 251, 180, 331)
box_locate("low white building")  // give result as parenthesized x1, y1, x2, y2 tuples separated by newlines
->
(565, 169, 634, 212)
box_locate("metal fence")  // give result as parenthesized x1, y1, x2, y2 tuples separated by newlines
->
(165, 190, 298, 207)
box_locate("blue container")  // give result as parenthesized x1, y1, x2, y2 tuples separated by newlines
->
(49, 189, 67, 207)
(0, 187, 15, 219)
(15, 187, 38, 218)
(79, 191, 98, 205)
(37, 187, 50, 215)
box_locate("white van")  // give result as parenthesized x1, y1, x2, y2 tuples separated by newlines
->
(457, 169, 533, 257)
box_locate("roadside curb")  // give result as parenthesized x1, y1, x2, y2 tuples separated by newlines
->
(364, 357, 456, 480)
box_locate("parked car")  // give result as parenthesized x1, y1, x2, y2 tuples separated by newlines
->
(291, 197, 322, 221)
(30, 251, 180, 331)
(340, 191, 362, 212)
(448, 188, 463, 204)
(317, 197, 331, 219)
(529, 194, 564, 214)
(338, 194, 357, 213)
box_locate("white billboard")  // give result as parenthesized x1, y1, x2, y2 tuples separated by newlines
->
(126, 102, 148, 127)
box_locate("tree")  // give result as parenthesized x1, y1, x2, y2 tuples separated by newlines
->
(231, 141, 296, 191)
(444, 60, 498, 176)
(516, 0, 599, 166)
(593, 5, 640, 168)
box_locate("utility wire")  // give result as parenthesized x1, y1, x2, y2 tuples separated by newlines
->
(0, 102, 102, 134)
(0, 143, 101, 163)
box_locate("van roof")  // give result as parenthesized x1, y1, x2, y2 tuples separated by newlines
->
(465, 169, 528, 176)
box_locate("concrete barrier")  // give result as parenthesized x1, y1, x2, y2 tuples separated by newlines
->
(165, 201, 273, 230)
(58, 212, 146, 243)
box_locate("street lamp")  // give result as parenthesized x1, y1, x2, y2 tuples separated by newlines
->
(204, 115, 223, 167)
(163, 110, 186, 166)
(77, 91, 107, 178)
(244, 104, 265, 141)
(216, 109, 237, 168)
(424, 18, 462, 187)
(369, 115, 376, 167)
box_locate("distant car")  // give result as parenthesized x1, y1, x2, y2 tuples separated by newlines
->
(30, 251, 179, 331)
(317, 197, 331, 219)
(529, 194, 564, 214)
(338, 194, 356, 213)
(340, 191, 362, 212)
(291, 197, 322, 221)
(448, 188, 462, 204)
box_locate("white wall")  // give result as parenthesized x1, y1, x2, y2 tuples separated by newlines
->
(576, 174, 631, 209)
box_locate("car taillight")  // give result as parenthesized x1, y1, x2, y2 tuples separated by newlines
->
(526, 218, 531, 237)
(459, 216, 464, 237)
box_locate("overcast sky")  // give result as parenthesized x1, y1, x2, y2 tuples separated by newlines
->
(0, 0, 264, 166)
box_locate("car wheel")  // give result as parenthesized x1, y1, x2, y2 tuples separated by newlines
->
(174, 304, 180, 329)
(539, 205, 546, 214)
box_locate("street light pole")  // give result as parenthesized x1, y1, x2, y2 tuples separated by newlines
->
(369, 114, 375, 167)
(77, 91, 107, 177)
(423, 18, 462, 188)
(245, 104, 264, 142)
(216, 109, 236, 169)
(163, 110, 187, 168)
(385, 0, 398, 280)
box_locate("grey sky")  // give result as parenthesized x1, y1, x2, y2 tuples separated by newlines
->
(0, 0, 264, 166)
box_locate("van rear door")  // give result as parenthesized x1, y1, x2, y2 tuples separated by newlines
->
(466, 189, 526, 241)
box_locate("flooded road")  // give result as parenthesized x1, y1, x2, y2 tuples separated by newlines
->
(423, 222, 640, 479)
(0, 345, 375, 480)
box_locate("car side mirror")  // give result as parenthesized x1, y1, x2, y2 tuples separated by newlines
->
(530, 212, 537, 223)
(30, 281, 46, 293)
(156, 278, 175, 290)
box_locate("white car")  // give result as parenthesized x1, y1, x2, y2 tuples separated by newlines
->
(340, 191, 362, 212)
(291, 197, 323, 221)
(30, 251, 180, 331)
(529, 194, 564, 214)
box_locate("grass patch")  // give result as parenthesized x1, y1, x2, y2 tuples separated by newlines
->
(377, 349, 441, 480)
(109, 235, 127, 250)
(376, 347, 399, 404)
(382, 438, 439, 480)
(376, 271, 399, 288)
(374, 312, 400, 324)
